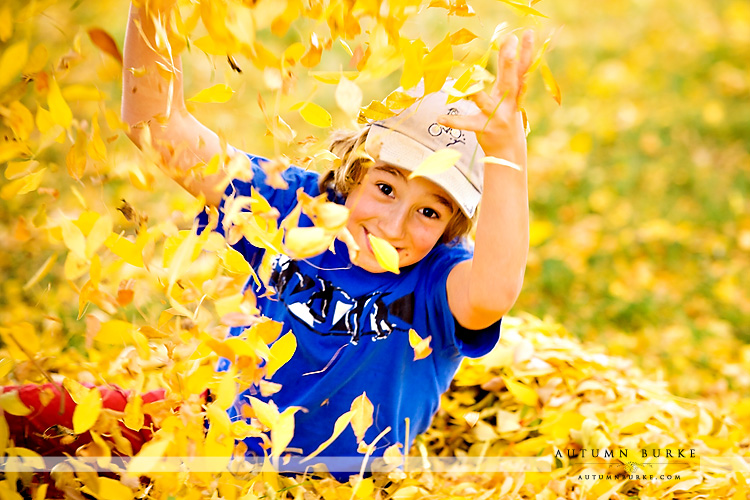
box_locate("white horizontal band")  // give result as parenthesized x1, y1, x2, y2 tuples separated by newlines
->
(483, 156, 523, 171)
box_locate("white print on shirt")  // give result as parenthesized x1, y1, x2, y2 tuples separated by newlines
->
(269, 255, 415, 345)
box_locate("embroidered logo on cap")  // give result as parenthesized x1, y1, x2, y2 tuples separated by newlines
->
(427, 108, 465, 147)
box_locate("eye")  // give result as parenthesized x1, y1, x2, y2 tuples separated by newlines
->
(419, 207, 440, 219)
(376, 183, 394, 196)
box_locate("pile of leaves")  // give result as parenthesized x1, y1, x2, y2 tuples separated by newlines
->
(1, 314, 749, 498)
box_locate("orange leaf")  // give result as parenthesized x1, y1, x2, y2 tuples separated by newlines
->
(87, 28, 123, 64)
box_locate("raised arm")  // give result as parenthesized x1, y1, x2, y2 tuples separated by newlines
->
(441, 32, 534, 329)
(122, 2, 228, 206)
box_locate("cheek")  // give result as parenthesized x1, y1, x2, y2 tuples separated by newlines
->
(409, 222, 446, 251)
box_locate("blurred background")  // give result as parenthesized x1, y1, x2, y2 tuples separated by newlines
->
(1, 0, 748, 414)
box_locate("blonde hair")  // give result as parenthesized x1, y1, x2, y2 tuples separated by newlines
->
(319, 128, 474, 244)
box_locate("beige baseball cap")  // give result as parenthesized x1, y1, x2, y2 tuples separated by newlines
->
(363, 81, 485, 218)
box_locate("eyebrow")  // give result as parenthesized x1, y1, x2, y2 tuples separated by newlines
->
(373, 165, 455, 213)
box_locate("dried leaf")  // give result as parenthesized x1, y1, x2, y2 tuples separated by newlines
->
(188, 84, 234, 103)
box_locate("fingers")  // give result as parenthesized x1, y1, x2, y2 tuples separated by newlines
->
(493, 30, 535, 102)
(518, 30, 534, 83)
(437, 113, 483, 133)
(493, 34, 519, 97)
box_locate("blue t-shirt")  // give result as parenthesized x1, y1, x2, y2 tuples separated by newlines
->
(201, 153, 501, 472)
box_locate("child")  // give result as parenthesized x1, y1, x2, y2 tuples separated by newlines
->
(5, 1, 533, 477)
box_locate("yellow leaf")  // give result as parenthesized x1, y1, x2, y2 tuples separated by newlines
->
(284, 226, 334, 259)
(192, 35, 227, 55)
(540, 60, 561, 105)
(310, 71, 359, 84)
(408, 148, 462, 180)
(497, 0, 547, 17)
(271, 407, 298, 458)
(127, 438, 171, 474)
(1, 322, 40, 360)
(335, 76, 363, 117)
(249, 397, 280, 429)
(0, 358, 13, 379)
(353, 478, 374, 498)
(96, 477, 133, 500)
(383, 443, 403, 466)
(0, 40, 28, 90)
(408, 329, 433, 360)
(123, 393, 144, 431)
(85, 213, 112, 258)
(299, 411, 353, 462)
(47, 77, 73, 129)
(0, 5, 12, 42)
(422, 35, 453, 94)
(214, 293, 244, 319)
(0, 390, 32, 416)
(0, 407, 7, 456)
(367, 234, 400, 274)
(23, 44, 48, 75)
(449, 28, 478, 45)
(87, 112, 107, 163)
(96, 320, 135, 345)
(214, 366, 236, 410)
(4, 101, 34, 140)
(0, 168, 46, 200)
(62, 84, 106, 102)
(187, 84, 234, 103)
(222, 246, 251, 274)
(350, 392, 374, 443)
(23, 253, 57, 290)
(296, 101, 332, 128)
(359, 100, 396, 122)
(266, 332, 296, 378)
(72, 387, 103, 434)
(105, 234, 145, 268)
(207, 400, 232, 436)
(502, 377, 538, 406)
(400, 39, 425, 90)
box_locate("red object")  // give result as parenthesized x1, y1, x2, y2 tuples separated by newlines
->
(2, 383, 165, 456)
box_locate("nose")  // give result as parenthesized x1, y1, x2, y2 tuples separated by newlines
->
(378, 202, 408, 242)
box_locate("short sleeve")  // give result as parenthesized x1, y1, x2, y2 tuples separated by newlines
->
(422, 243, 501, 359)
(196, 152, 322, 267)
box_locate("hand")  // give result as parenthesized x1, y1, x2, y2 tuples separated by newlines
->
(438, 30, 534, 166)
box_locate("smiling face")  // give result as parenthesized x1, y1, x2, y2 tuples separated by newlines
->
(344, 163, 457, 273)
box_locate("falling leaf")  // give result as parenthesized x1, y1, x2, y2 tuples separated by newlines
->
(540, 60, 561, 105)
(47, 77, 73, 129)
(350, 392, 374, 442)
(408, 329, 433, 360)
(284, 226, 334, 259)
(408, 149, 462, 180)
(0, 390, 32, 416)
(335, 75, 363, 116)
(270, 407, 298, 459)
(22, 253, 57, 290)
(72, 387, 103, 434)
(449, 28, 478, 45)
(367, 234, 400, 274)
(299, 410, 353, 462)
(0, 40, 28, 89)
(265, 331, 297, 378)
(296, 101, 332, 128)
(188, 84, 235, 103)
(87, 27, 123, 64)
